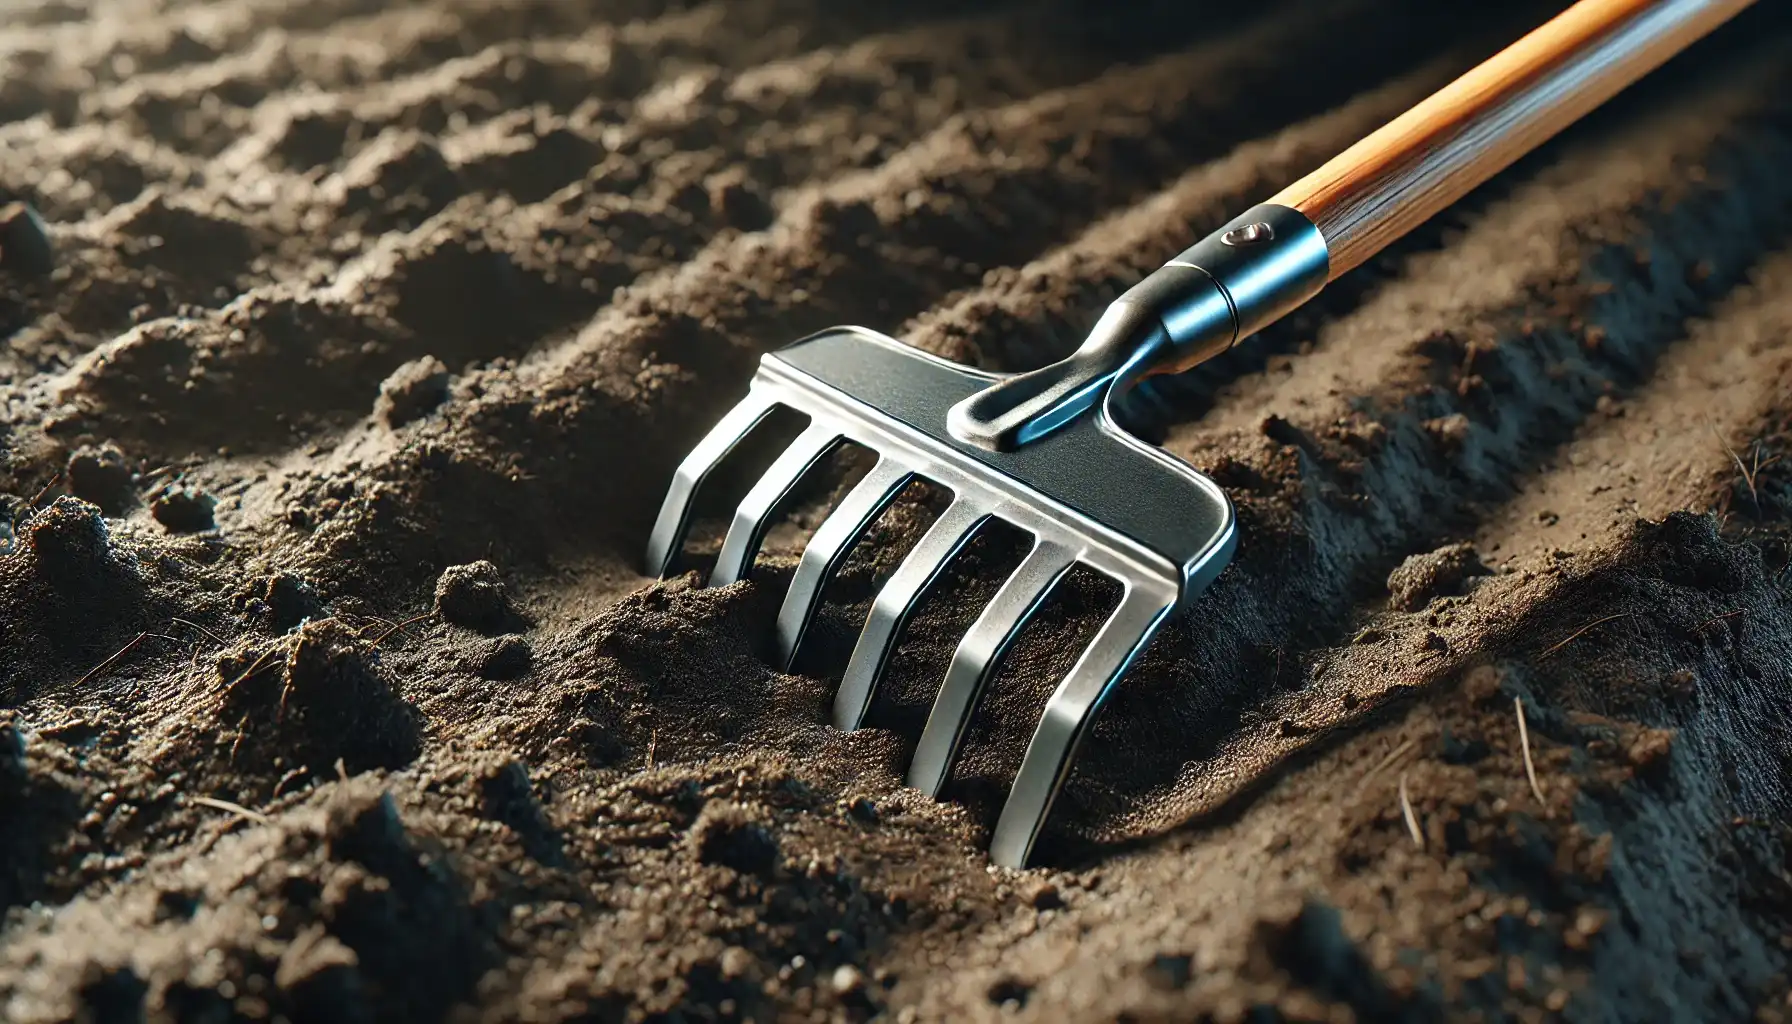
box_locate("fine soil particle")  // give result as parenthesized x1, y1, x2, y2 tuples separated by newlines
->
(3, 1, 1792, 1022)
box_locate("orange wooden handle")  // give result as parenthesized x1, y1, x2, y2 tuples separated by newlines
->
(1270, 0, 1754, 279)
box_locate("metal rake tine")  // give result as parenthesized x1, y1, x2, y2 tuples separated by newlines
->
(987, 585, 1175, 869)
(774, 457, 914, 669)
(831, 498, 987, 731)
(908, 538, 1075, 797)
(645, 392, 777, 578)
(710, 421, 843, 587)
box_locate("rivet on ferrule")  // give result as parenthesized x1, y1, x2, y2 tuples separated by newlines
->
(1220, 221, 1274, 246)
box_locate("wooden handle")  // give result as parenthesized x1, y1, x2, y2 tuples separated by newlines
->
(1269, 0, 1754, 279)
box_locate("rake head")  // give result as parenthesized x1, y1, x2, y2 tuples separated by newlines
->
(639, 0, 1755, 859)
(645, 325, 1235, 868)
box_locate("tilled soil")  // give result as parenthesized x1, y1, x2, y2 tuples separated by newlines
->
(3, 1, 1792, 1021)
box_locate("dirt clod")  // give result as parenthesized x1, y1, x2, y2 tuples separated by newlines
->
(19, 496, 107, 570)
(325, 785, 410, 870)
(375, 355, 452, 427)
(845, 796, 879, 825)
(1386, 541, 1488, 611)
(237, 571, 325, 632)
(433, 560, 522, 634)
(274, 928, 366, 1024)
(479, 635, 531, 679)
(0, 496, 149, 694)
(219, 620, 421, 775)
(64, 444, 134, 516)
(1626, 727, 1675, 778)
(707, 169, 775, 230)
(150, 487, 216, 533)
(688, 801, 780, 876)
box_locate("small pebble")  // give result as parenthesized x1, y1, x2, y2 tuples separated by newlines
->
(719, 946, 755, 980)
(830, 965, 866, 996)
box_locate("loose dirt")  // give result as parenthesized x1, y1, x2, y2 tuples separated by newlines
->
(3, 1, 1792, 1021)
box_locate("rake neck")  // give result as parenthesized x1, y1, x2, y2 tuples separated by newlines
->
(946, 204, 1328, 452)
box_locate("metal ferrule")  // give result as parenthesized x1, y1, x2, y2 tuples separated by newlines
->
(1155, 203, 1330, 375)
(946, 204, 1329, 452)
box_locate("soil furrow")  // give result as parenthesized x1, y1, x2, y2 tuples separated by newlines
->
(896, 511, 1792, 1022)
(11, 7, 1112, 457)
(4, 3, 1092, 389)
(4, 5, 1069, 380)
(87, 0, 968, 161)
(1473, 251, 1792, 561)
(1070, 240, 1792, 904)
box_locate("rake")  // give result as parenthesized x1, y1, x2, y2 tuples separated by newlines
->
(646, 0, 1751, 868)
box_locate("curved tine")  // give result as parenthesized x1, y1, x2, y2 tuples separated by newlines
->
(907, 539, 1075, 797)
(710, 421, 843, 588)
(831, 499, 987, 732)
(645, 393, 778, 577)
(775, 458, 914, 670)
(987, 585, 1176, 869)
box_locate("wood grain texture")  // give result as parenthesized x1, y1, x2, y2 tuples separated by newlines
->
(1270, 0, 1755, 278)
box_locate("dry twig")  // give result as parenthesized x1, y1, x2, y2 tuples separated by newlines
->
(222, 644, 285, 696)
(1539, 612, 1632, 659)
(1363, 738, 1415, 785)
(172, 617, 227, 646)
(25, 470, 64, 511)
(1711, 421, 1759, 511)
(1695, 609, 1744, 633)
(73, 631, 181, 689)
(369, 611, 434, 647)
(1399, 773, 1424, 848)
(190, 795, 270, 824)
(357, 616, 399, 637)
(1516, 697, 1545, 804)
